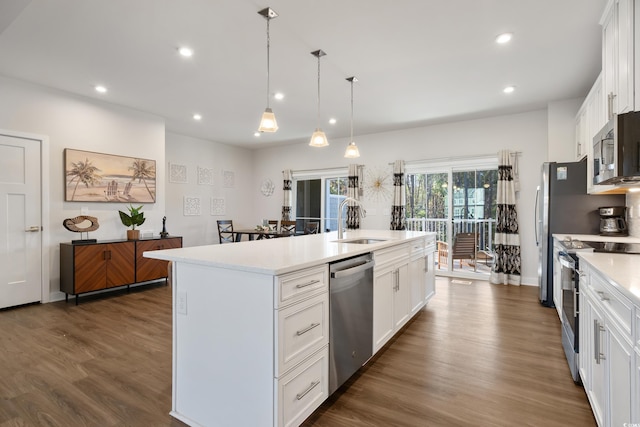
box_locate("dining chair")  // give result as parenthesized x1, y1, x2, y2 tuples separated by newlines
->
(217, 220, 235, 244)
(304, 221, 319, 234)
(279, 220, 297, 236)
(267, 220, 279, 231)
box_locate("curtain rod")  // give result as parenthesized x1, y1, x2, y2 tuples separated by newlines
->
(387, 151, 521, 166)
(283, 166, 350, 174)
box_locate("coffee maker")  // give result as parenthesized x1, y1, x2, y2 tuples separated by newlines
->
(599, 206, 628, 236)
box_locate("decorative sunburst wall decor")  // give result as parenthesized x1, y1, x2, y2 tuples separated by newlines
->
(364, 166, 392, 202)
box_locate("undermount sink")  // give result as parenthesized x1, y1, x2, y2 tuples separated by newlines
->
(334, 238, 388, 244)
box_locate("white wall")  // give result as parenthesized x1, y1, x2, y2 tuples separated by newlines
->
(548, 98, 582, 162)
(0, 75, 165, 299)
(251, 110, 549, 285)
(165, 132, 254, 247)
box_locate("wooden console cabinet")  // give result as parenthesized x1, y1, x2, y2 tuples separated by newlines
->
(135, 238, 182, 282)
(60, 236, 182, 304)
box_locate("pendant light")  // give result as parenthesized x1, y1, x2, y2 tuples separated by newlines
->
(344, 76, 360, 158)
(309, 49, 329, 147)
(257, 7, 278, 133)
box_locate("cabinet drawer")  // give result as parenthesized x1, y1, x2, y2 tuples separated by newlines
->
(374, 244, 410, 268)
(276, 293, 328, 377)
(275, 265, 328, 308)
(276, 346, 328, 427)
(590, 271, 633, 337)
(410, 238, 425, 255)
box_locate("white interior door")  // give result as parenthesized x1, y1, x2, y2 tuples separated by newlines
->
(0, 134, 42, 308)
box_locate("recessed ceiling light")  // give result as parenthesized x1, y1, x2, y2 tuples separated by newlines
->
(503, 86, 515, 94)
(95, 85, 107, 93)
(495, 33, 513, 44)
(274, 92, 284, 100)
(178, 47, 194, 57)
(254, 132, 261, 137)
(193, 114, 202, 120)
(329, 118, 337, 125)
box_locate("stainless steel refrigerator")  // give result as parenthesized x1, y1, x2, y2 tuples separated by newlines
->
(535, 159, 624, 306)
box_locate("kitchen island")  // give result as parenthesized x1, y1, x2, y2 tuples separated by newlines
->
(145, 229, 436, 427)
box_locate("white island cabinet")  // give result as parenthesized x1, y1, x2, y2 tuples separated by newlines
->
(145, 230, 435, 427)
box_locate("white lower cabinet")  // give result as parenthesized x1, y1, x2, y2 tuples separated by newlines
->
(274, 265, 330, 427)
(584, 292, 607, 427)
(393, 263, 410, 329)
(424, 245, 435, 302)
(373, 243, 410, 353)
(608, 322, 633, 427)
(373, 236, 436, 354)
(373, 262, 395, 352)
(276, 292, 329, 376)
(579, 259, 637, 427)
(409, 246, 426, 315)
(276, 346, 328, 427)
(635, 347, 640, 423)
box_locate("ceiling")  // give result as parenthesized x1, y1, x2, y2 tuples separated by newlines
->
(0, 0, 606, 150)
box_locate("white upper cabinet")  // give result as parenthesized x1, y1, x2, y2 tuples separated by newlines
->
(575, 74, 603, 162)
(601, 0, 635, 117)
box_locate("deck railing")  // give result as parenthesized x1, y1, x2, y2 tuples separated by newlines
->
(405, 218, 496, 251)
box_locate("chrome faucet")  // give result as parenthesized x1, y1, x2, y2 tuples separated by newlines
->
(337, 197, 366, 240)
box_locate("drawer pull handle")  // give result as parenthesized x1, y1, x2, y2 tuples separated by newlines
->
(596, 291, 609, 301)
(296, 380, 320, 400)
(296, 323, 320, 336)
(296, 279, 320, 289)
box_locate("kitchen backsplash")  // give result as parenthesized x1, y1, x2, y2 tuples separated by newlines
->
(628, 192, 640, 238)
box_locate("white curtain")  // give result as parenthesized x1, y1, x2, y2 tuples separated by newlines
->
(346, 164, 360, 229)
(282, 169, 292, 221)
(490, 150, 521, 285)
(390, 160, 406, 230)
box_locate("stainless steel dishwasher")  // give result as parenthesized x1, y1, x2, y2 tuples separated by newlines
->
(328, 253, 374, 395)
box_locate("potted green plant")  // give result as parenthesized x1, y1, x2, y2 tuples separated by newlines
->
(119, 204, 145, 240)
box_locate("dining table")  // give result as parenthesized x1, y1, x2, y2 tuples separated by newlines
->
(233, 228, 292, 242)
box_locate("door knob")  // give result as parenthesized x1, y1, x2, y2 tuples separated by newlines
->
(25, 226, 40, 232)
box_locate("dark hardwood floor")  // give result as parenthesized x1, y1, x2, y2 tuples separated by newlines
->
(303, 277, 596, 427)
(0, 278, 595, 426)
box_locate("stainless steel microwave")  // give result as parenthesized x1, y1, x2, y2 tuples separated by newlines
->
(593, 111, 640, 185)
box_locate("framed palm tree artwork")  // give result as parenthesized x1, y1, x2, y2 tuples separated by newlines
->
(64, 149, 156, 203)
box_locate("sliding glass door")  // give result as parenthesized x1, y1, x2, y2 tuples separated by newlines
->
(293, 169, 348, 233)
(406, 159, 497, 277)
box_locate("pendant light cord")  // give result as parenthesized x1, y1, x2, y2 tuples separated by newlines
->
(266, 18, 271, 108)
(350, 80, 354, 141)
(316, 55, 321, 128)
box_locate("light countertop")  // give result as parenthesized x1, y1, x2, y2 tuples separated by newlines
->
(577, 252, 640, 304)
(144, 229, 433, 276)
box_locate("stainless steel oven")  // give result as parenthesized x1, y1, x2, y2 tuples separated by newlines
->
(557, 250, 580, 383)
